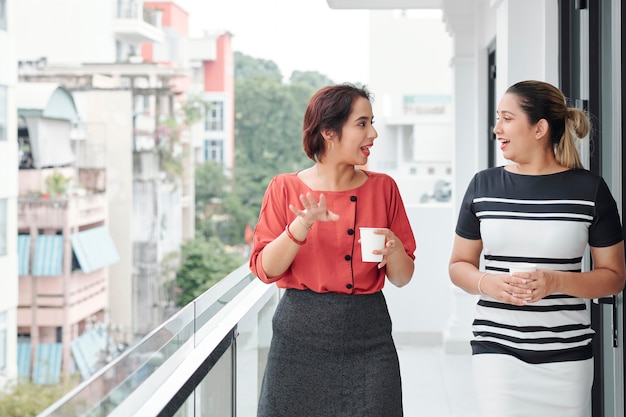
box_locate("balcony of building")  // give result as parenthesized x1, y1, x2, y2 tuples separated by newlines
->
(16, 223, 119, 378)
(18, 163, 108, 228)
(17, 164, 120, 382)
(36, 263, 479, 417)
(112, 0, 165, 45)
(17, 193, 108, 230)
(18, 268, 108, 326)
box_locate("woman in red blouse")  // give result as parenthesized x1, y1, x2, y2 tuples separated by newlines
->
(250, 83, 416, 417)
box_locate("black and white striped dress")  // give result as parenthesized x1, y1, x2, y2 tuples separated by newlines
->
(455, 167, 623, 417)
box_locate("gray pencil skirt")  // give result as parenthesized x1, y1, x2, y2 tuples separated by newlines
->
(257, 288, 403, 417)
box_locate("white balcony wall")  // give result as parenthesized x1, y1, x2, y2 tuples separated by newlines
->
(188, 35, 218, 62)
(152, 27, 189, 67)
(383, 204, 454, 345)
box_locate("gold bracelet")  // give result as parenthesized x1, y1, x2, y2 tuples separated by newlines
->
(285, 225, 306, 245)
(477, 272, 488, 295)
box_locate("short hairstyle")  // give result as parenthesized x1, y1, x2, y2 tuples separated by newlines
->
(302, 83, 373, 162)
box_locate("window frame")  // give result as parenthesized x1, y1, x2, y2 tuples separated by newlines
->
(204, 101, 224, 131)
(0, 0, 6, 31)
(0, 199, 6, 256)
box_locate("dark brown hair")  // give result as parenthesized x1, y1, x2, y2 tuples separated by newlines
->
(506, 80, 589, 169)
(302, 83, 372, 162)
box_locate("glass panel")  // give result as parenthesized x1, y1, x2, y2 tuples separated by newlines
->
(197, 347, 232, 417)
(236, 290, 277, 416)
(40, 304, 196, 417)
(193, 268, 255, 342)
(0, 311, 6, 370)
(37, 266, 269, 417)
(0, 199, 6, 256)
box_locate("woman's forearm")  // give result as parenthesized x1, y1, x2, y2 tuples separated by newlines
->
(260, 219, 311, 278)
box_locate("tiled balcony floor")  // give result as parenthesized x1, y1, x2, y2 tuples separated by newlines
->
(397, 344, 479, 417)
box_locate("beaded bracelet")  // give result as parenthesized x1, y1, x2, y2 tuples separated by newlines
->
(285, 224, 306, 245)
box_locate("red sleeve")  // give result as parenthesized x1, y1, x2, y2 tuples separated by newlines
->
(386, 176, 416, 260)
(249, 176, 289, 283)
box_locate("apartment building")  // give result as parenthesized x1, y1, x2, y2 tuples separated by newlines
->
(0, 0, 19, 387)
(188, 31, 235, 175)
(12, 0, 235, 376)
(12, 0, 184, 373)
(14, 82, 122, 380)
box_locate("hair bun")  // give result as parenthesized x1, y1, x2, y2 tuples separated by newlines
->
(567, 107, 590, 139)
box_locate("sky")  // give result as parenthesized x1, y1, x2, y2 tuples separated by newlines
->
(176, 0, 370, 84)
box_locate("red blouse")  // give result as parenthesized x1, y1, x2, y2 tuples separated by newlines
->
(249, 170, 416, 294)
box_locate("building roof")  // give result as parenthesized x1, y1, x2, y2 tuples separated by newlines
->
(16, 82, 80, 123)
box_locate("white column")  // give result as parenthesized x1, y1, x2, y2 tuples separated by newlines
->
(441, 1, 479, 354)
(496, 0, 559, 92)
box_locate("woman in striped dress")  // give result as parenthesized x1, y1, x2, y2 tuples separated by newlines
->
(449, 80, 625, 416)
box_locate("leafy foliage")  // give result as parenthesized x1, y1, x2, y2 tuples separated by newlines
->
(234, 51, 282, 82)
(175, 237, 245, 306)
(232, 77, 315, 227)
(0, 376, 79, 417)
(44, 170, 71, 197)
(289, 70, 335, 90)
(155, 117, 184, 180)
(195, 161, 228, 214)
(183, 95, 211, 124)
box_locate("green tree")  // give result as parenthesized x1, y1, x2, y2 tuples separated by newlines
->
(232, 77, 315, 226)
(289, 70, 335, 90)
(234, 51, 282, 82)
(183, 95, 210, 124)
(195, 161, 229, 215)
(0, 376, 79, 417)
(175, 237, 245, 306)
(200, 192, 249, 245)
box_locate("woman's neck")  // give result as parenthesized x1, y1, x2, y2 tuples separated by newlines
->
(315, 163, 357, 191)
(505, 160, 568, 175)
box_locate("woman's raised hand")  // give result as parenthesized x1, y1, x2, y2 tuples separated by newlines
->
(289, 192, 340, 226)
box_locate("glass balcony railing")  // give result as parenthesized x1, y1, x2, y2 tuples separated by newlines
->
(37, 263, 278, 417)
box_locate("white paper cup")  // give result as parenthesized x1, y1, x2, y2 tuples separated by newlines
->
(360, 227, 385, 262)
(509, 263, 537, 274)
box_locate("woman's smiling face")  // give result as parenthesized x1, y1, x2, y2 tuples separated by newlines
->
(336, 96, 378, 165)
(493, 92, 537, 163)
